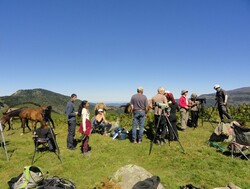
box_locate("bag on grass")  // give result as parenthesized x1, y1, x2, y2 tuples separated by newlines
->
(8, 165, 44, 189)
(37, 176, 76, 189)
(110, 127, 129, 140)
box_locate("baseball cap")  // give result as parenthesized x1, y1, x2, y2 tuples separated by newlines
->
(181, 90, 188, 95)
(214, 84, 220, 89)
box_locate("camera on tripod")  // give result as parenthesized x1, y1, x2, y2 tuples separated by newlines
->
(154, 102, 170, 110)
(196, 98, 206, 104)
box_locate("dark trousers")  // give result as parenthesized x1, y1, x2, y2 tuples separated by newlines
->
(81, 136, 89, 153)
(154, 115, 167, 142)
(218, 105, 232, 121)
(191, 111, 199, 128)
(168, 121, 179, 141)
(67, 119, 76, 148)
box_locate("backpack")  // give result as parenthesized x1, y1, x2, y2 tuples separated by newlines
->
(9, 166, 44, 189)
(132, 176, 160, 189)
(110, 127, 129, 140)
(37, 176, 76, 189)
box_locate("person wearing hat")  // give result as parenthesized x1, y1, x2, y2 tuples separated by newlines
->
(214, 84, 232, 122)
(93, 108, 112, 135)
(188, 93, 200, 128)
(178, 89, 189, 131)
(130, 86, 148, 144)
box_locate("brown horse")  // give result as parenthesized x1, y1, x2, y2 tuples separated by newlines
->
(1, 106, 54, 133)
(19, 106, 54, 133)
(121, 99, 153, 114)
(94, 103, 112, 115)
(1, 108, 24, 130)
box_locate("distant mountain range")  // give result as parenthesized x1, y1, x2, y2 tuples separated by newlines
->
(0, 87, 249, 114)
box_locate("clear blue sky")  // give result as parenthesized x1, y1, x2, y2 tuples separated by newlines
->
(0, 0, 249, 103)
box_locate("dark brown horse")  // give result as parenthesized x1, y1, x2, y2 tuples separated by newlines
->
(19, 106, 55, 133)
(1, 106, 54, 133)
(121, 99, 153, 114)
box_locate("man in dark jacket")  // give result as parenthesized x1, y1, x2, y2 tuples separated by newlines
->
(214, 84, 232, 122)
(65, 94, 77, 150)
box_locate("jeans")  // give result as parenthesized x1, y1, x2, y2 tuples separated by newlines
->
(132, 111, 146, 140)
(67, 119, 76, 148)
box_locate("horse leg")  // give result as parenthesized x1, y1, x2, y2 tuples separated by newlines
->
(9, 117, 14, 130)
(26, 119, 32, 131)
(21, 119, 26, 134)
(7, 120, 11, 130)
(33, 121, 37, 131)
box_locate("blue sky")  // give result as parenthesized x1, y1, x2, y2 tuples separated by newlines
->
(0, 0, 249, 103)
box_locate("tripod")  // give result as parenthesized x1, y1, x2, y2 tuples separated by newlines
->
(149, 109, 185, 155)
(0, 123, 9, 161)
(206, 102, 218, 129)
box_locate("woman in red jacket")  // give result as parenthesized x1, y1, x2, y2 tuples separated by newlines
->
(178, 90, 189, 131)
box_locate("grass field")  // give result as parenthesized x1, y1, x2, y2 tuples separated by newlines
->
(0, 114, 250, 189)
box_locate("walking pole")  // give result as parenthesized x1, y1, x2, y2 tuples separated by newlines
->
(0, 123, 9, 161)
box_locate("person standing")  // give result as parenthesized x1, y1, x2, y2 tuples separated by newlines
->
(178, 90, 189, 131)
(165, 91, 180, 141)
(214, 84, 232, 122)
(65, 94, 78, 150)
(130, 86, 148, 143)
(189, 93, 200, 128)
(78, 100, 92, 156)
(152, 87, 169, 145)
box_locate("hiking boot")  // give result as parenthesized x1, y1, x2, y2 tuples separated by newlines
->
(160, 139, 166, 145)
(155, 140, 160, 145)
(83, 151, 91, 156)
(133, 139, 137, 144)
(67, 147, 76, 150)
(138, 139, 142, 144)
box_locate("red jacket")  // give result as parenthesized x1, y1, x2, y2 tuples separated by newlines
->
(179, 95, 189, 108)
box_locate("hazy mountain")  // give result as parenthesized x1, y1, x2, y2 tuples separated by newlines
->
(0, 87, 249, 114)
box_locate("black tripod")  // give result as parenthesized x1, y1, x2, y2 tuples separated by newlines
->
(0, 123, 9, 161)
(206, 102, 218, 129)
(149, 109, 185, 155)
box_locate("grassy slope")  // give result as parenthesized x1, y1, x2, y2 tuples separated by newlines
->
(0, 114, 250, 189)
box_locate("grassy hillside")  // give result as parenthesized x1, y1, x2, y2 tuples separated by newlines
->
(0, 112, 250, 189)
(0, 89, 93, 114)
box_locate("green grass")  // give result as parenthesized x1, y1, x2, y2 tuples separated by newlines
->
(1, 114, 250, 189)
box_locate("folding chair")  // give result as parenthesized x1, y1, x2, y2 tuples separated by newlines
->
(32, 129, 62, 164)
(230, 124, 250, 160)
